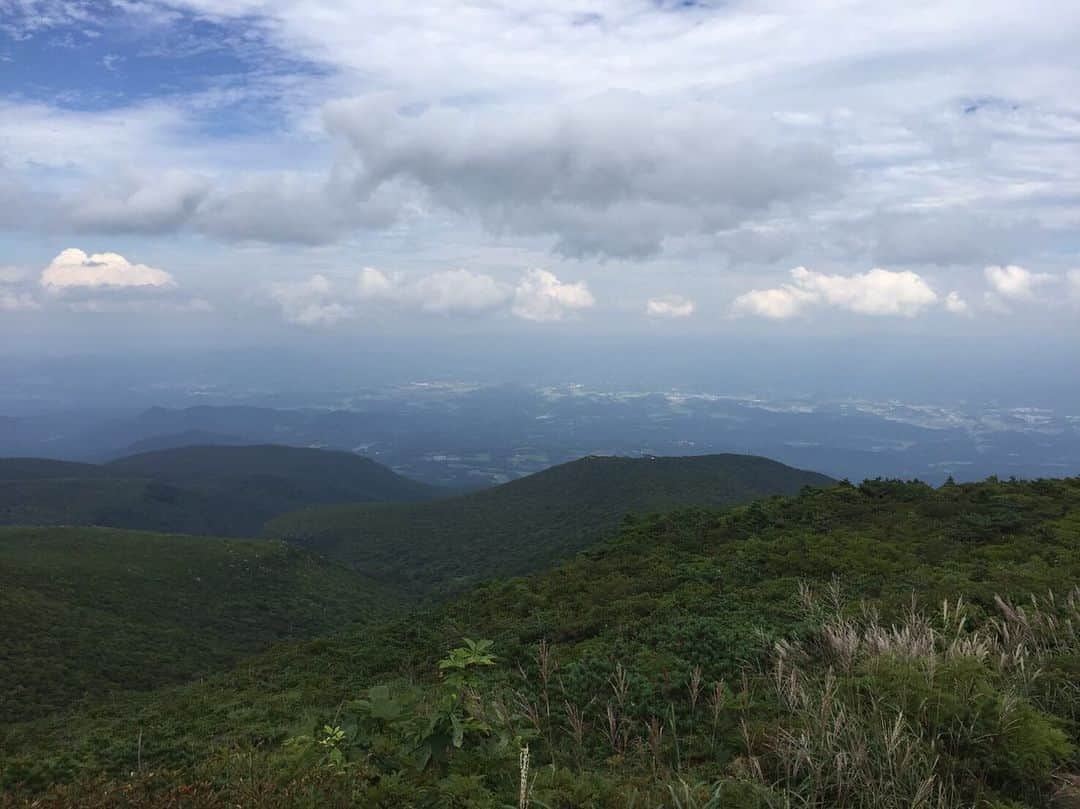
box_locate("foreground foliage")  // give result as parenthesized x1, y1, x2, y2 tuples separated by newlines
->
(4, 476, 1080, 807)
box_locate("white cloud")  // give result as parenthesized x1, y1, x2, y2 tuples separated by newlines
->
(732, 286, 814, 320)
(40, 249, 176, 290)
(268, 274, 351, 327)
(733, 266, 938, 319)
(356, 267, 397, 299)
(646, 294, 695, 319)
(512, 269, 595, 322)
(356, 267, 510, 315)
(408, 270, 509, 315)
(944, 291, 971, 316)
(1068, 269, 1080, 302)
(791, 267, 938, 316)
(274, 266, 592, 325)
(984, 265, 1054, 300)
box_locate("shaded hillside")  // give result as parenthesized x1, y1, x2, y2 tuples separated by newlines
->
(268, 453, 833, 593)
(6, 476, 1079, 807)
(0, 525, 395, 724)
(0, 477, 249, 535)
(0, 444, 440, 536)
(105, 444, 438, 503)
(0, 458, 110, 480)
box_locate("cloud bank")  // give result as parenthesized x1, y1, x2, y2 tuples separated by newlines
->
(733, 267, 939, 319)
(271, 267, 594, 326)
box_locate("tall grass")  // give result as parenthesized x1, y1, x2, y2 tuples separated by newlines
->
(744, 581, 1080, 809)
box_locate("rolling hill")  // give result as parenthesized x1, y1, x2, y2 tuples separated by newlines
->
(0, 457, 111, 480)
(5, 476, 1079, 806)
(0, 525, 395, 724)
(267, 453, 834, 593)
(104, 444, 437, 503)
(0, 444, 440, 537)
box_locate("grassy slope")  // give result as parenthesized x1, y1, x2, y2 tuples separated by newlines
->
(0, 444, 439, 537)
(6, 476, 1079, 805)
(0, 526, 396, 724)
(267, 453, 834, 593)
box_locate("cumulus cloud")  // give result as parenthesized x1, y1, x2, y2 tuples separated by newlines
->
(944, 291, 971, 316)
(983, 265, 1054, 301)
(39, 248, 176, 290)
(324, 95, 841, 258)
(732, 286, 814, 320)
(268, 274, 352, 327)
(357, 267, 510, 315)
(408, 270, 510, 314)
(646, 294, 695, 319)
(68, 171, 212, 234)
(357, 267, 397, 299)
(733, 266, 939, 319)
(511, 269, 595, 322)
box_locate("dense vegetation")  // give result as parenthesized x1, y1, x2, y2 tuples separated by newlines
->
(0, 526, 395, 724)
(0, 444, 438, 536)
(268, 454, 833, 594)
(4, 476, 1079, 807)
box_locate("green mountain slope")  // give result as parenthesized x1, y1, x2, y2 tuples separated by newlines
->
(268, 453, 834, 593)
(105, 444, 437, 504)
(4, 476, 1079, 807)
(0, 458, 110, 479)
(0, 444, 439, 536)
(0, 525, 395, 724)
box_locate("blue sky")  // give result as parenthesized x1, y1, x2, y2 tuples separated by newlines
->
(0, 0, 1078, 393)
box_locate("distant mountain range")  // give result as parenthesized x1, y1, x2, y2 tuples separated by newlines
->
(3, 387, 1078, 486)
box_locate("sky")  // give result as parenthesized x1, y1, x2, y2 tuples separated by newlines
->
(0, 0, 1078, 401)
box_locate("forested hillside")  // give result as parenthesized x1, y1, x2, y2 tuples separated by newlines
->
(5, 476, 1078, 808)
(0, 526, 395, 724)
(268, 453, 834, 593)
(0, 444, 439, 536)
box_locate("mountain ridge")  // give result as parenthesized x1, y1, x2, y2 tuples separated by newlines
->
(0, 444, 441, 537)
(268, 452, 834, 593)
